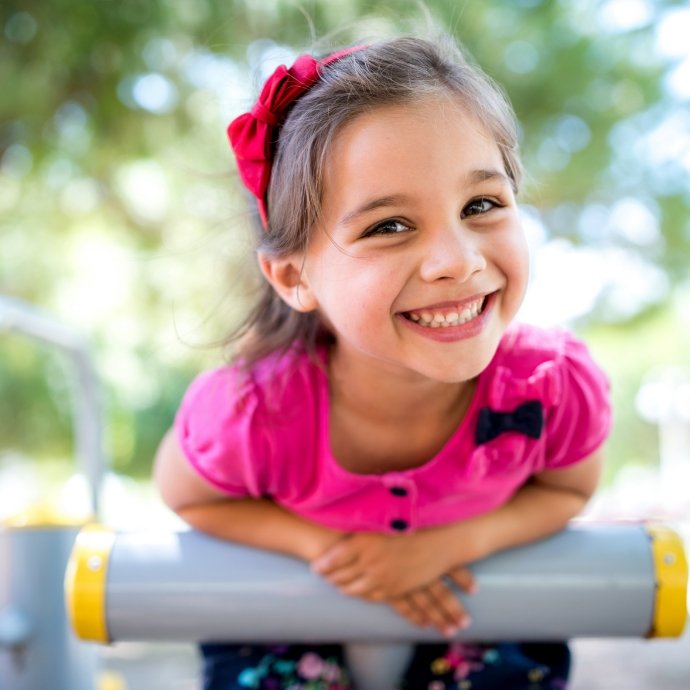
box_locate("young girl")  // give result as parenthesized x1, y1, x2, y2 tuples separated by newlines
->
(154, 35, 611, 690)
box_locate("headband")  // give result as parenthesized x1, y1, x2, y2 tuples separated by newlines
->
(227, 47, 363, 227)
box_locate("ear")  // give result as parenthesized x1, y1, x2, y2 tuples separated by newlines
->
(257, 252, 318, 313)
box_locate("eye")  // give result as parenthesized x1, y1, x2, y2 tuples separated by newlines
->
(462, 197, 499, 218)
(362, 219, 412, 237)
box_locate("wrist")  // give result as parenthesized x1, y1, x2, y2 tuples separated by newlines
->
(431, 517, 494, 568)
(297, 525, 346, 562)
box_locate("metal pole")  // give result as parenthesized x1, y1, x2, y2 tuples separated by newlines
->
(0, 295, 105, 689)
(0, 295, 104, 514)
(65, 523, 688, 690)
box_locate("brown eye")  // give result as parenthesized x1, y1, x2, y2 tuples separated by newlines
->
(463, 198, 497, 217)
(364, 219, 411, 237)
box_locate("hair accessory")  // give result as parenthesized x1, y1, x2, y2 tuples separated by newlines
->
(475, 400, 544, 445)
(228, 47, 363, 227)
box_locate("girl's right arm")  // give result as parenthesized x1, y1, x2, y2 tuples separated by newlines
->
(153, 429, 344, 562)
(155, 428, 468, 634)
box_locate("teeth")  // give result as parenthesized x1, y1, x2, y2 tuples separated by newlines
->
(406, 298, 484, 328)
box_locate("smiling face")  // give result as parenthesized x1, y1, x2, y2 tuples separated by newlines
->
(263, 97, 529, 385)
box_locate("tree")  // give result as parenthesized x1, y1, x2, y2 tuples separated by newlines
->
(1, 0, 688, 476)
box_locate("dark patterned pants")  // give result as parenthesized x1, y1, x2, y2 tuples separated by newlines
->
(200, 641, 570, 689)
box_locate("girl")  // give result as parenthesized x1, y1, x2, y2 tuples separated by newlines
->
(154, 35, 611, 690)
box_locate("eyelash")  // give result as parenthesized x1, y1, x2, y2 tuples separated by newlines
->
(462, 197, 501, 218)
(363, 197, 501, 237)
(363, 219, 412, 237)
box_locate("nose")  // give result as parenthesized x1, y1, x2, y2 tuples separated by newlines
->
(418, 226, 487, 283)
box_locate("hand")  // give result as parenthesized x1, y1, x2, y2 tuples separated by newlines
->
(390, 566, 476, 636)
(311, 531, 476, 600)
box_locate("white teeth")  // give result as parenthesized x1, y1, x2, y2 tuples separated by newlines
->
(407, 298, 484, 328)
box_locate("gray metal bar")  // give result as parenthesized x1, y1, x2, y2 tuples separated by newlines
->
(0, 295, 104, 514)
(0, 527, 98, 690)
(105, 524, 657, 642)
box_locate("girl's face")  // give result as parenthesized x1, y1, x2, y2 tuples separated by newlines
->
(299, 98, 529, 384)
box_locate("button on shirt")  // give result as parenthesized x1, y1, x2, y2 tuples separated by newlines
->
(175, 324, 611, 534)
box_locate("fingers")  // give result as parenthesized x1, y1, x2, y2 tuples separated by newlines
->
(425, 579, 472, 633)
(390, 592, 429, 629)
(311, 537, 357, 576)
(320, 563, 365, 588)
(414, 583, 469, 635)
(392, 583, 467, 636)
(445, 565, 479, 595)
(339, 577, 386, 600)
(312, 554, 386, 601)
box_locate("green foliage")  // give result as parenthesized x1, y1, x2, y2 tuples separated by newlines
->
(2, 0, 689, 478)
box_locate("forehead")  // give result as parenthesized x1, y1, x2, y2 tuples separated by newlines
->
(321, 98, 504, 216)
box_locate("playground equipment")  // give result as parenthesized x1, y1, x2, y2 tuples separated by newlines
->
(2, 295, 688, 690)
(0, 296, 104, 690)
(67, 521, 687, 690)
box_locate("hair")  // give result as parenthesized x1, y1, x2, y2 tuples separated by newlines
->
(230, 34, 523, 366)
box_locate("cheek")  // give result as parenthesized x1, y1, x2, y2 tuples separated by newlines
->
(318, 263, 403, 336)
(512, 235, 530, 281)
(500, 229, 529, 280)
(508, 237, 530, 309)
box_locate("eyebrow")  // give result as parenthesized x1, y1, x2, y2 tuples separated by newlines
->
(469, 168, 513, 187)
(337, 169, 513, 227)
(337, 194, 410, 227)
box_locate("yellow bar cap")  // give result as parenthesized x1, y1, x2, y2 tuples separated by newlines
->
(64, 523, 116, 643)
(646, 524, 688, 638)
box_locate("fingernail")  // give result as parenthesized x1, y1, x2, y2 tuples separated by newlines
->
(443, 626, 459, 637)
(460, 616, 472, 629)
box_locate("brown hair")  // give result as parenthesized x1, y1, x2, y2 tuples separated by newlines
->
(231, 35, 522, 365)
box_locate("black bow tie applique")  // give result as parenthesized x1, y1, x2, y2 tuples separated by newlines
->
(475, 400, 544, 446)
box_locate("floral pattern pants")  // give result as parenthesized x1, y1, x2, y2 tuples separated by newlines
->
(200, 641, 570, 690)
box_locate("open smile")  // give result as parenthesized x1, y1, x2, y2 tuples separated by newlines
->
(402, 295, 488, 328)
(397, 292, 496, 342)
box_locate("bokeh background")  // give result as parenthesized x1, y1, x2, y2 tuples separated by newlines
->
(2, 1, 690, 688)
(2, 0, 689, 511)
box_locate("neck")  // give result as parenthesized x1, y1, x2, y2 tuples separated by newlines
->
(328, 344, 475, 424)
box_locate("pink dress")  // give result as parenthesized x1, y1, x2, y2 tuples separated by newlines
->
(175, 323, 611, 533)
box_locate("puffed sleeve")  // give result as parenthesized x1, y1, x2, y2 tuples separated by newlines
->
(174, 367, 270, 497)
(543, 333, 612, 469)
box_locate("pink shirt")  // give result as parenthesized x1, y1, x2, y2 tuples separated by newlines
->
(175, 324, 611, 534)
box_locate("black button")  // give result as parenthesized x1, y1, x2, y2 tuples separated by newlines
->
(389, 486, 408, 497)
(390, 519, 408, 531)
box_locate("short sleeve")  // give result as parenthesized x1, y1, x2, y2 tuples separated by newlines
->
(174, 367, 269, 497)
(544, 333, 612, 469)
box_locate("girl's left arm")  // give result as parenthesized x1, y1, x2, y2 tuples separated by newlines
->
(437, 446, 604, 564)
(314, 447, 604, 599)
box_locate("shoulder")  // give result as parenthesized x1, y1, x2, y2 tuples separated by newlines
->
(488, 323, 609, 404)
(180, 346, 324, 417)
(494, 323, 584, 371)
(173, 347, 324, 495)
(486, 323, 611, 468)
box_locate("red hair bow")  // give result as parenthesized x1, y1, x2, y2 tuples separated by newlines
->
(227, 47, 362, 227)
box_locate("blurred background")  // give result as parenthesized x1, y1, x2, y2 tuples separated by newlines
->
(1, 0, 689, 687)
(2, 0, 690, 507)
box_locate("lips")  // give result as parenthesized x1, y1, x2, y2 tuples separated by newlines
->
(403, 296, 487, 328)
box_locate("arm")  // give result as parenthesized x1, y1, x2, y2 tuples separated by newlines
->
(153, 429, 344, 561)
(155, 428, 471, 634)
(157, 428, 483, 635)
(314, 448, 604, 597)
(428, 447, 604, 567)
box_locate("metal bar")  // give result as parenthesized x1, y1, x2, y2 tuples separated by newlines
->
(66, 523, 687, 644)
(0, 296, 104, 514)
